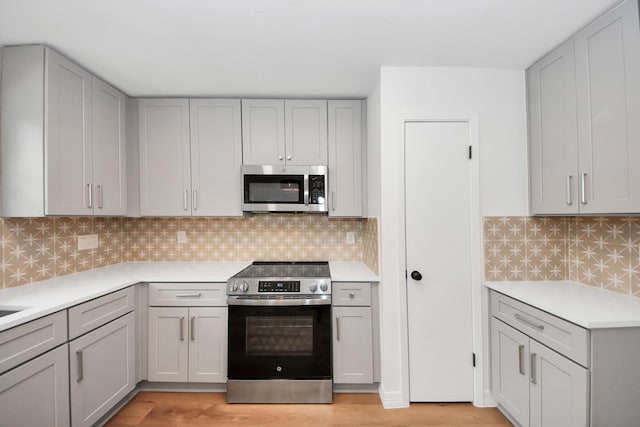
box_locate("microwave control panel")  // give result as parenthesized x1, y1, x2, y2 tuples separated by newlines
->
(309, 175, 325, 204)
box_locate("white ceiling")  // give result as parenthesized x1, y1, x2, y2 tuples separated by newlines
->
(0, 0, 621, 98)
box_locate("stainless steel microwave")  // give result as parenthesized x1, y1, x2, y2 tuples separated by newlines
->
(241, 165, 327, 213)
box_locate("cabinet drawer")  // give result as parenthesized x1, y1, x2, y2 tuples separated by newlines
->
(0, 310, 68, 374)
(68, 287, 135, 339)
(332, 283, 371, 306)
(491, 291, 589, 367)
(149, 283, 226, 306)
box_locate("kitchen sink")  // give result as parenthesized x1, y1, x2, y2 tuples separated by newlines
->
(0, 306, 30, 318)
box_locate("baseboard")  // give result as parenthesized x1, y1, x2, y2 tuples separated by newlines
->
(139, 380, 227, 392)
(333, 383, 379, 393)
(481, 389, 497, 407)
(378, 385, 409, 409)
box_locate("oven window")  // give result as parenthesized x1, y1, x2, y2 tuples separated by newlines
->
(245, 316, 313, 356)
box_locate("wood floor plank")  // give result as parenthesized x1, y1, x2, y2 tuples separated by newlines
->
(104, 392, 511, 426)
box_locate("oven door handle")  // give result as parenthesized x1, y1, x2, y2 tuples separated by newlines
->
(227, 297, 331, 306)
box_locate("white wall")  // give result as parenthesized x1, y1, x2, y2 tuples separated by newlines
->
(375, 66, 528, 408)
(366, 76, 381, 218)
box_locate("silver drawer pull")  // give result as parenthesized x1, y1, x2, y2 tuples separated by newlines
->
(191, 316, 196, 341)
(176, 292, 202, 298)
(349, 292, 355, 298)
(518, 345, 525, 375)
(514, 313, 544, 331)
(180, 317, 185, 341)
(336, 316, 340, 341)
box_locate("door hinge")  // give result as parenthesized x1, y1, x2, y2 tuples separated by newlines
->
(472, 352, 476, 367)
(468, 145, 472, 159)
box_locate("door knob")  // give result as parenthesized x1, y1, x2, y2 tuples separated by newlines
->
(411, 271, 422, 281)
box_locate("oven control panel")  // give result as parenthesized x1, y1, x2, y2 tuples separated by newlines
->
(258, 281, 300, 292)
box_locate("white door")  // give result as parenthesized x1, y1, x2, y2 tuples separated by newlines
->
(188, 307, 228, 382)
(284, 99, 328, 165)
(241, 99, 286, 165)
(148, 307, 189, 382)
(405, 121, 474, 401)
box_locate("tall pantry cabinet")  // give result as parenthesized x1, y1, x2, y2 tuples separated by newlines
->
(528, 0, 640, 214)
(0, 45, 127, 217)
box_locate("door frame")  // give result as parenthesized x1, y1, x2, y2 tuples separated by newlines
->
(394, 114, 487, 406)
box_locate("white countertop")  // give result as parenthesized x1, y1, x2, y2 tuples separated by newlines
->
(0, 261, 379, 332)
(486, 281, 640, 329)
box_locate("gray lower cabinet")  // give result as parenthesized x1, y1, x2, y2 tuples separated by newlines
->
(69, 311, 136, 427)
(147, 282, 228, 383)
(491, 290, 640, 427)
(491, 318, 588, 427)
(332, 282, 374, 384)
(0, 344, 70, 427)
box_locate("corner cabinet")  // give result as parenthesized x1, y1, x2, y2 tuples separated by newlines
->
(332, 282, 374, 384)
(147, 283, 228, 383)
(0, 45, 127, 217)
(490, 290, 640, 427)
(138, 98, 242, 216)
(241, 99, 328, 166)
(328, 100, 365, 217)
(528, 0, 640, 214)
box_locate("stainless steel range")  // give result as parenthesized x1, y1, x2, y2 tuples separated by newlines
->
(226, 261, 332, 403)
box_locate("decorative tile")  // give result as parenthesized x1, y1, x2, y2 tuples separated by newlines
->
(55, 217, 93, 237)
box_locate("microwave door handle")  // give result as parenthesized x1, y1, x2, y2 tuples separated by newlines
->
(304, 174, 310, 205)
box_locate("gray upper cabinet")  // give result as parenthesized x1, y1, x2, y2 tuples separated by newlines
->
(242, 99, 328, 165)
(0, 45, 127, 217)
(139, 99, 192, 216)
(574, 0, 640, 213)
(139, 98, 243, 216)
(92, 77, 127, 215)
(189, 99, 243, 217)
(328, 100, 364, 217)
(528, 40, 579, 214)
(528, 0, 640, 214)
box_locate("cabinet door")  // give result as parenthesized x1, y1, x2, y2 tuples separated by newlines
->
(148, 307, 188, 382)
(285, 100, 328, 165)
(92, 77, 127, 216)
(491, 318, 530, 427)
(241, 99, 285, 165)
(575, 0, 640, 213)
(527, 40, 580, 214)
(188, 307, 227, 383)
(69, 312, 135, 427)
(190, 99, 242, 216)
(529, 340, 588, 427)
(333, 306, 373, 384)
(328, 100, 363, 217)
(139, 99, 191, 216)
(45, 48, 93, 215)
(0, 344, 70, 427)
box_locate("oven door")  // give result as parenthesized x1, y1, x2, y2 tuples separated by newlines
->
(227, 304, 331, 380)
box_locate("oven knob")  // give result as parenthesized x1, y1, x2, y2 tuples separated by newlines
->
(230, 282, 238, 292)
(309, 283, 318, 292)
(240, 282, 249, 292)
(320, 282, 329, 292)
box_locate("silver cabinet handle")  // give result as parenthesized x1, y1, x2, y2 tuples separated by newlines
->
(183, 190, 189, 211)
(566, 175, 573, 205)
(518, 345, 525, 375)
(514, 313, 544, 331)
(76, 350, 84, 382)
(193, 189, 198, 211)
(580, 173, 587, 205)
(87, 184, 93, 209)
(176, 292, 202, 298)
(287, 155, 291, 160)
(349, 292, 355, 298)
(191, 316, 196, 341)
(97, 184, 104, 209)
(336, 316, 340, 341)
(530, 353, 537, 384)
(331, 191, 336, 211)
(180, 317, 185, 341)
(278, 156, 283, 161)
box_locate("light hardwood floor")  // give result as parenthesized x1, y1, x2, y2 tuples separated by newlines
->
(105, 392, 511, 426)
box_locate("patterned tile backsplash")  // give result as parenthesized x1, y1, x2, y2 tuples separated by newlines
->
(484, 216, 640, 297)
(0, 216, 379, 288)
